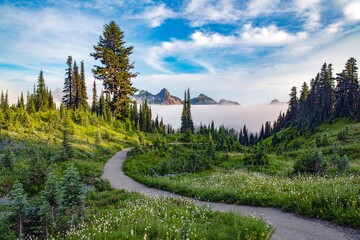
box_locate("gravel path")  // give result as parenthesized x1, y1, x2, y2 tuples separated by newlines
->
(102, 148, 360, 240)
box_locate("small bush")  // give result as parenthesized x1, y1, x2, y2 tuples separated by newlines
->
(94, 179, 112, 192)
(244, 144, 269, 166)
(293, 149, 328, 174)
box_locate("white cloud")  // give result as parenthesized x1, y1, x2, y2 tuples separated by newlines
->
(241, 23, 307, 45)
(132, 3, 176, 27)
(144, 23, 308, 72)
(343, 1, 360, 21)
(247, 0, 280, 17)
(293, 0, 322, 30)
(183, 0, 241, 26)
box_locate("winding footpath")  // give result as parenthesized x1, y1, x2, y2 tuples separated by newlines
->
(102, 148, 360, 240)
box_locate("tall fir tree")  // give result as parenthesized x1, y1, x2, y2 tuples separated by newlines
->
(59, 165, 85, 227)
(63, 56, 74, 108)
(91, 21, 137, 119)
(36, 70, 48, 111)
(91, 80, 98, 114)
(9, 183, 29, 237)
(73, 61, 80, 109)
(79, 61, 88, 109)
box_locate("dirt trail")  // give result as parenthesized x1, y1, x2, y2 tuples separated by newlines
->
(102, 148, 360, 240)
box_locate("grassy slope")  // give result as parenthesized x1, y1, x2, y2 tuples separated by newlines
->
(0, 110, 272, 239)
(124, 119, 360, 229)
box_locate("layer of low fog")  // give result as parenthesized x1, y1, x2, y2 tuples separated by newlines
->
(151, 104, 288, 133)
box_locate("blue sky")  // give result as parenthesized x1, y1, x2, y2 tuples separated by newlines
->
(0, 0, 360, 105)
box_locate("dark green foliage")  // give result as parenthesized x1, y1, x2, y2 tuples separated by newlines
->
(60, 121, 73, 161)
(91, 21, 137, 119)
(59, 165, 85, 228)
(9, 183, 29, 237)
(181, 89, 194, 133)
(316, 134, 330, 147)
(1, 148, 14, 170)
(94, 178, 112, 192)
(335, 58, 358, 118)
(40, 171, 60, 235)
(244, 144, 269, 166)
(337, 127, 349, 142)
(293, 149, 328, 174)
(333, 155, 350, 173)
(63, 56, 74, 109)
(91, 80, 98, 114)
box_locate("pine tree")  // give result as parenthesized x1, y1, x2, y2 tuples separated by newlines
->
(9, 183, 29, 237)
(19, 92, 25, 110)
(60, 121, 73, 161)
(63, 56, 74, 108)
(186, 88, 194, 133)
(79, 61, 88, 109)
(59, 165, 85, 227)
(91, 81, 98, 114)
(130, 101, 139, 129)
(286, 86, 298, 124)
(40, 171, 60, 234)
(73, 61, 80, 109)
(1, 147, 14, 170)
(36, 70, 48, 111)
(180, 89, 194, 133)
(335, 57, 359, 118)
(91, 21, 137, 119)
(26, 92, 36, 114)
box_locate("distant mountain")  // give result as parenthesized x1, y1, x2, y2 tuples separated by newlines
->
(218, 99, 240, 105)
(133, 89, 240, 105)
(269, 99, 287, 105)
(52, 88, 63, 102)
(191, 94, 217, 105)
(133, 88, 182, 105)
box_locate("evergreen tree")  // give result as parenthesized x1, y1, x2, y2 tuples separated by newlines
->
(286, 86, 298, 124)
(335, 57, 359, 118)
(19, 92, 25, 110)
(36, 70, 48, 111)
(79, 61, 88, 109)
(63, 56, 74, 108)
(40, 171, 60, 235)
(91, 80, 98, 114)
(73, 61, 80, 108)
(59, 165, 85, 227)
(48, 90, 56, 110)
(186, 88, 194, 133)
(26, 92, 36, 114)
(180, 89, 194, 133)
(91, 21, 137, 119)
(9, 183, 29, 237)
(60, 121, 73, 161)
(130, 101, 139, 129)
(1, 147, 14, 170)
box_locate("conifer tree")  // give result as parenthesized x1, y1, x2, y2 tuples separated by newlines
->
(26, 92, 36, 114)
(63, 56, 74, 108)
(19, 92, 25, 110)
(91, 21, 137, 119)
(59, 165, 85, 227)
(2, 147, 14, 170)
(73, 61, 80, 108)
(91, 81, 98, 114)
(9, 183, 29, 237)
(40, 171, 60, 234)
(79, 61, 88, 109)
(180, 89, 194, 133)
(36, 70, 48, 111)
(60, 120, 73, 161)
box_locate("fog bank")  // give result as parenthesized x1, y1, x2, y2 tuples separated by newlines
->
(150, 104, 288, 133)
